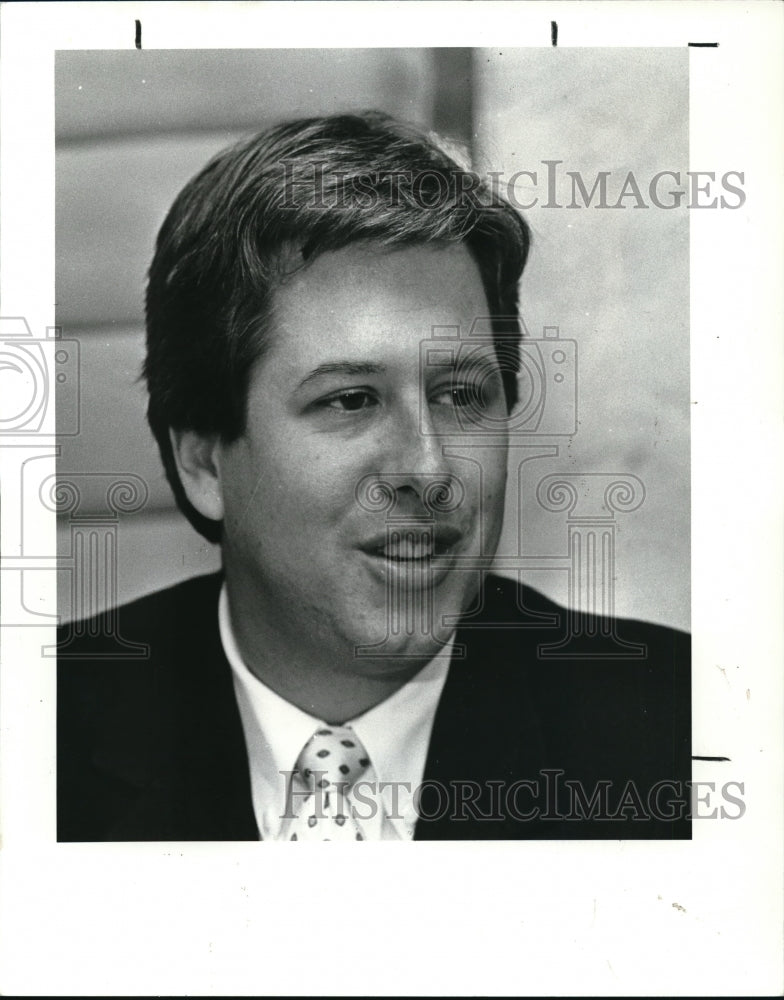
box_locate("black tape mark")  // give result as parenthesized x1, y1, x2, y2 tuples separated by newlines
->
(551, 21, 558, 47)
(688, 42, 718, 47)
(692, 755, 731, 762)
(135, 19, 142, 49)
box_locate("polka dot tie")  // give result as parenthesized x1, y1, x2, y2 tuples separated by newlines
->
(284, 726, 372, 842)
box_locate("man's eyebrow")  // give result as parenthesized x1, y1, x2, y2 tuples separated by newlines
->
(297, 362, 387, 388)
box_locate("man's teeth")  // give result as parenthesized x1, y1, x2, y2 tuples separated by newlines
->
(380, 536, 433, 560)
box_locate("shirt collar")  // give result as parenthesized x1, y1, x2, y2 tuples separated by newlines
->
(347, 645, 452, 788)
(219, 583, 452, 839)
(220, 585, 317, 787)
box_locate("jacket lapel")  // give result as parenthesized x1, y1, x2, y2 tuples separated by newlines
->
(93, 573, 259, 841)
(92, 573, 550, 841)
(415, 612, 548, 840)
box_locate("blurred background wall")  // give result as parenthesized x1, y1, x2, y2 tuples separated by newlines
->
(56, 48, 689, 630)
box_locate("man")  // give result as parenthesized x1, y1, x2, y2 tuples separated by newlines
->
(58, 112, 691, 841)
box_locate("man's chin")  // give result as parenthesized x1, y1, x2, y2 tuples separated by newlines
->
(343, 614, 457, 675)
(342, 574, 471, 654)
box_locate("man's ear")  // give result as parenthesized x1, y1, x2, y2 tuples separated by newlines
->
(169, 428, 225, 522)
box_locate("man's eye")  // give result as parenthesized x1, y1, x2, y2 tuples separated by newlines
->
(433, 384, 482, 408)
(322, 390, 377, 412)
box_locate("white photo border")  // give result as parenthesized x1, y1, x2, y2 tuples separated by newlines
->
(0, 2, 781, 996)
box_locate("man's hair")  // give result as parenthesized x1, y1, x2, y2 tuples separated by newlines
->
(144, 111, 531, 542)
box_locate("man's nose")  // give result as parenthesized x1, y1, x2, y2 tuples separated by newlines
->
(383, 402, 458, 510)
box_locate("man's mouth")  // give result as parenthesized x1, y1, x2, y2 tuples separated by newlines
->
(378, 534, 433, 562)
(360, 527, 463, 562)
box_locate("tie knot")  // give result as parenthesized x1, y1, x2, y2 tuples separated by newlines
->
(295, 725, 371, 792)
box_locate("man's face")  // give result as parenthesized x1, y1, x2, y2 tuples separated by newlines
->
(217, 242, 510, 674)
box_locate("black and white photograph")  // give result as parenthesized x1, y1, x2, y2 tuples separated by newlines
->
(54, 44, 692, 843)
(0, 2, 781, 996)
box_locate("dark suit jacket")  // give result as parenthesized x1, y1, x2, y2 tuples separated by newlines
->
(57, 572, 691, 841)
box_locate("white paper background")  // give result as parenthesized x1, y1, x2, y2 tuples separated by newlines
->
(1, 2, 782, 995)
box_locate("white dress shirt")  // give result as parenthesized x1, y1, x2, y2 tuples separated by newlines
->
(219, 585, 453, 841)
